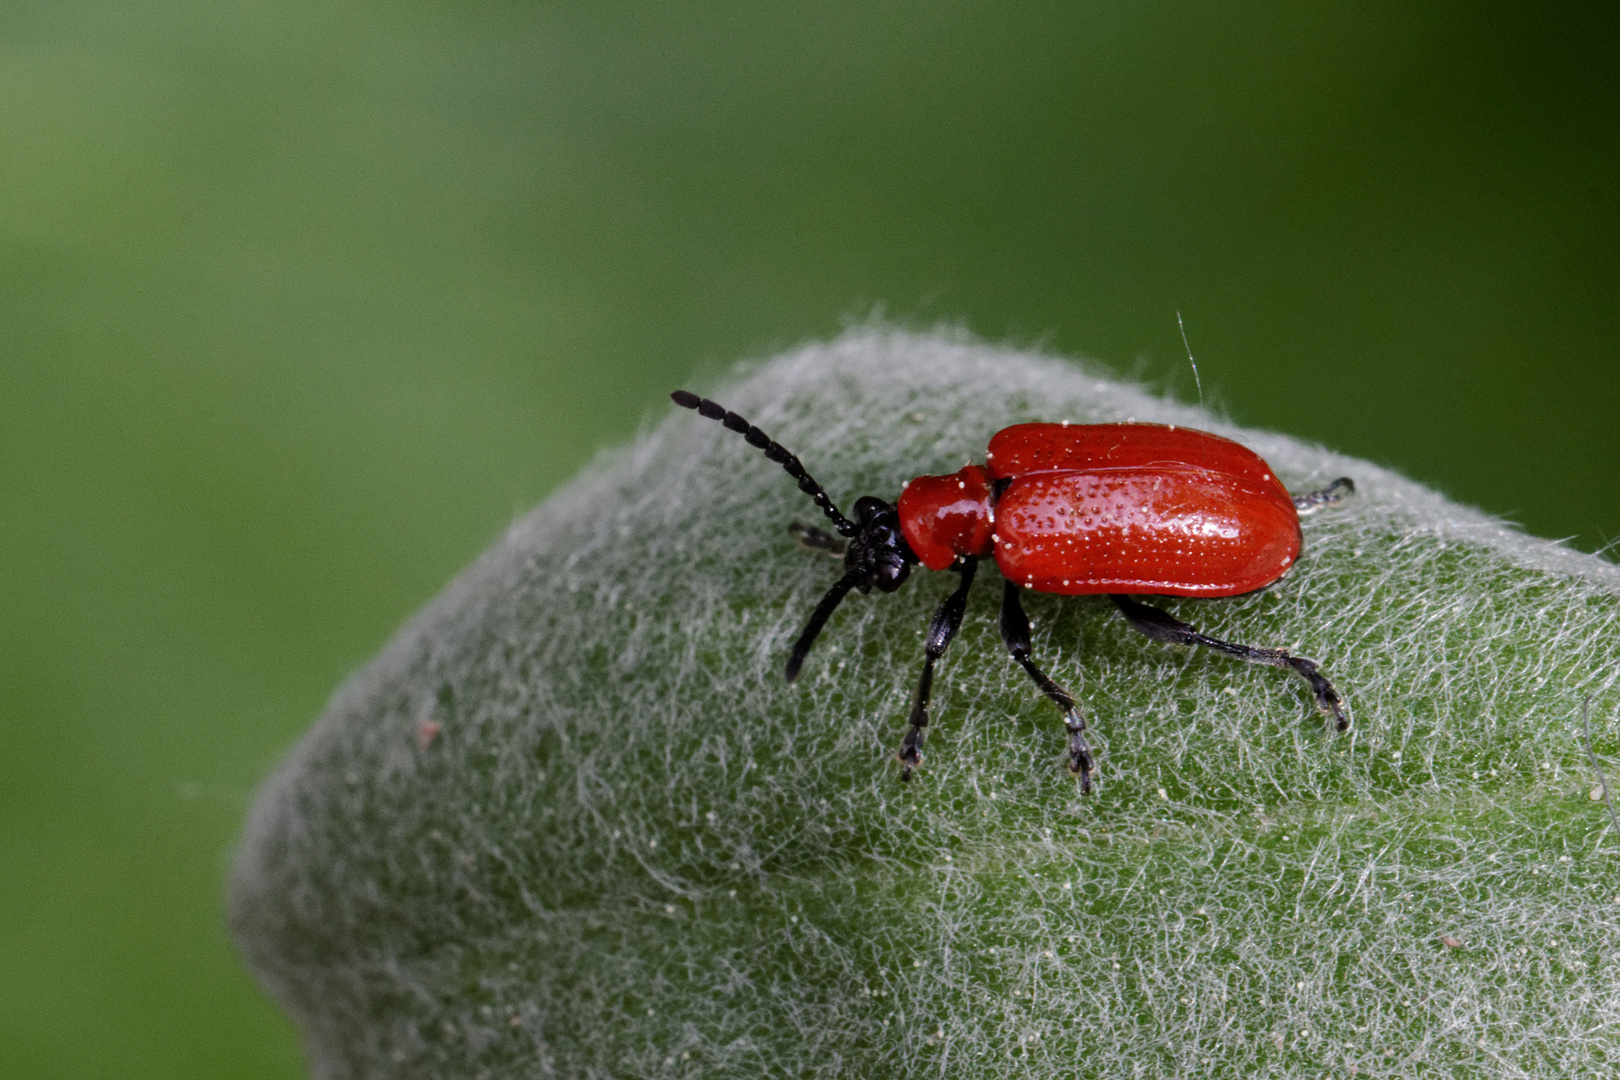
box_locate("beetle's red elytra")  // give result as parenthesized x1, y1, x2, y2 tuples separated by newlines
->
(672, 390, 1353, 794)
(899, 423, 1301, 595)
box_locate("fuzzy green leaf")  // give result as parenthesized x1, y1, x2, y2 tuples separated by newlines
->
(231, 330, 1620, 1078)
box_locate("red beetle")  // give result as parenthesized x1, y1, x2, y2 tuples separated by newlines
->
(672, 390, 1352, 792)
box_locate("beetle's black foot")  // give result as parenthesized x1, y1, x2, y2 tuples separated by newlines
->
(1065, 716, 1095, 794)
(897, 728, 923, 782)
(1289, 656, 1349, 731)
(1292, 476, 1355, 512)
(1066, 759, 1095, 795)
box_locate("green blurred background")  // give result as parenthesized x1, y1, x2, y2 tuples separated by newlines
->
(0, 1, 1614, 1075)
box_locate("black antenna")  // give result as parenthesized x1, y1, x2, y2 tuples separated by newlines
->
(672, 390, 855, 536)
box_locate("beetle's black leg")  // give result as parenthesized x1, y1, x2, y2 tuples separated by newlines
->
(999, 582, 1095, 793)
(785, 569, 866, 683)
(1109, 594, 1348, 731)
(788, 522, 848, 557)
(1292, 476, 1354, 513)
(898, 558, 978, 781)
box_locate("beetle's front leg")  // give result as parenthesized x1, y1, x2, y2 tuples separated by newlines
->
(898, 558, 978, 781)
(999, 582, 1095, 793)
(788, 521, 848, 556)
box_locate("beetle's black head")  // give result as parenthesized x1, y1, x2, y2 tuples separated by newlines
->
(670, 390, 919, 681)
(846, 496, 914, 594)
(782, 495, 916, 681)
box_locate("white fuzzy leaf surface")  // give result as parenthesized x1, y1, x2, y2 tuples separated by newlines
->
(231, 330, 1620, 1079)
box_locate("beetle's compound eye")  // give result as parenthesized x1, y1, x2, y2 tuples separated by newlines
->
(873, 556, 910, 593)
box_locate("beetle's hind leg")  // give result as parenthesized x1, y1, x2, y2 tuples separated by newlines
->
(999, 582, 1095, 793)
(898, 558, 978, 781)
(788, 522, 848, 556)
(1110, 594, 1348, 731)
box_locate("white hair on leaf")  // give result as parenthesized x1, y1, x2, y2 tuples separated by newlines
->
(231, 328, 1620, 1079)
